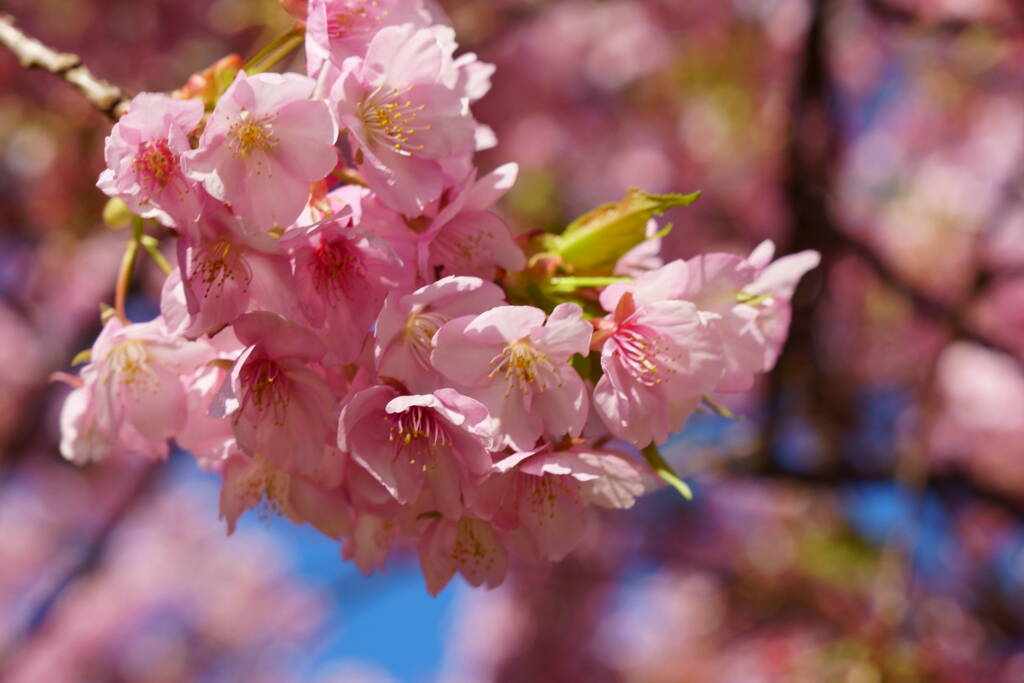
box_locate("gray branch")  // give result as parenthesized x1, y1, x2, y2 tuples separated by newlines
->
(0, 13, 131, 120)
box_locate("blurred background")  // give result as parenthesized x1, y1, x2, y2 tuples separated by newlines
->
(2, 0, 1024, 680)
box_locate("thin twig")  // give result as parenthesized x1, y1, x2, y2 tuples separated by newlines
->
(0, 13, 131, 120)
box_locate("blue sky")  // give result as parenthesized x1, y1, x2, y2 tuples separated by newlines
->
(171, 456, 459, 682)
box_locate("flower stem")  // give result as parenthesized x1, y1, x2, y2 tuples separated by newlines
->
(113, 238, 139, 322)
(113, 217, 148, 321)
(245, 30, 304, 75)
(140, 235, 172, 275)
(548, 276, 632, 290)
(641, 444, 693, 500)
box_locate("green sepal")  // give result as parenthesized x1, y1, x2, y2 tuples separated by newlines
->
(736, 290, 771, 306)
(99, 302, 117, 324)
(544, 189, 700, 272)
(70, 348, 92, 366)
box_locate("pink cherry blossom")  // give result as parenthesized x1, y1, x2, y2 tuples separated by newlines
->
(614, 218, 666, 276)
(166, 200, 298, 338)
(418, 516, 507, 595)
(305, 0, 434, 76)
(211, 312, 337, 478)
(219, 450, 351, 536)
(342, 513, 400, 574)
(684, 243, 819, 391)
(339, 385, 495, 518)
(299, 183, 424, 277)
(417, 163, 526, 280)
(184, 71, 338, 230)
(682, 251, 771, 393)
(348, 184, 421, 272)
(60, 316, 214, 464)
(479, 443, 650, 561)
(330, 24, 477, 215)
(374, 275, 506, 392)
(431, 303, 593, 451)
(174, 327, 244, 469)
(97, 93, 203, 228)
(742, 240, 821, 373)
(602, 249, 818, 396)
(283, 212, 409, 363)
(50, 0, 831, 599)
(59, 384, 149, 465)
(592, 291, 724, 447)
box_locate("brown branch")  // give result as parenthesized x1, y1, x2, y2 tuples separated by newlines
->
(862, 0, 1024, 37)
(776, 0, 1022, 366)
(0, 13, 130, 120)
(730, 457, 1024, 522)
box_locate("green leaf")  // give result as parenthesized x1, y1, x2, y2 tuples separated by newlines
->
(546, 188, 700, 272)
(641, 444, 693, 501)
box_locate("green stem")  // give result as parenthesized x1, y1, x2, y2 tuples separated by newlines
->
(114, 239, 140, 322)
(702, 395, 738, 420)
(140, 235, 172, 276)
(246, 32, 304, 75)
(641, 444, 693, 500)
(548, 276, 632, 289)
(244, 28, 303, 73)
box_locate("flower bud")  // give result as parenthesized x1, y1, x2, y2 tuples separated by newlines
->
(102, 197, 133, 229)
(279, 0, 307, 22)
(542, 188, 700, 274)
(172, 54, 244, 111)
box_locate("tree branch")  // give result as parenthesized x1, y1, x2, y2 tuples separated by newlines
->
(821, 218, 1021, 361)
(0, 13, 130, 120)
(862, 0, 1024, 36)
(731, 457, 1024, 521)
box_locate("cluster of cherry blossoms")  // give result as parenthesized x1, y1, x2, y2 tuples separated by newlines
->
(58, 0, 819, 595)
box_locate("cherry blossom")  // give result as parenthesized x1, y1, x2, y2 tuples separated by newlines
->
(60, 316, 213, 464)
(374, 275, 506, 392)
(211, 312, 337, 479)
(418, 516, 508, 596)
(330, 24, 477, 214)
(478, 443, 651, 561)
(305, 0, 434, 76)
(431, 304, 593, 451)
(284, 212, 409, 363)
(417, 163, 526, 280)
(592, 290, 724, 447)
(339, 385, 495, 518)
(184, 71, 338, 230)
(53, 0, 820, 597)
(97, 93, 203, 228)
